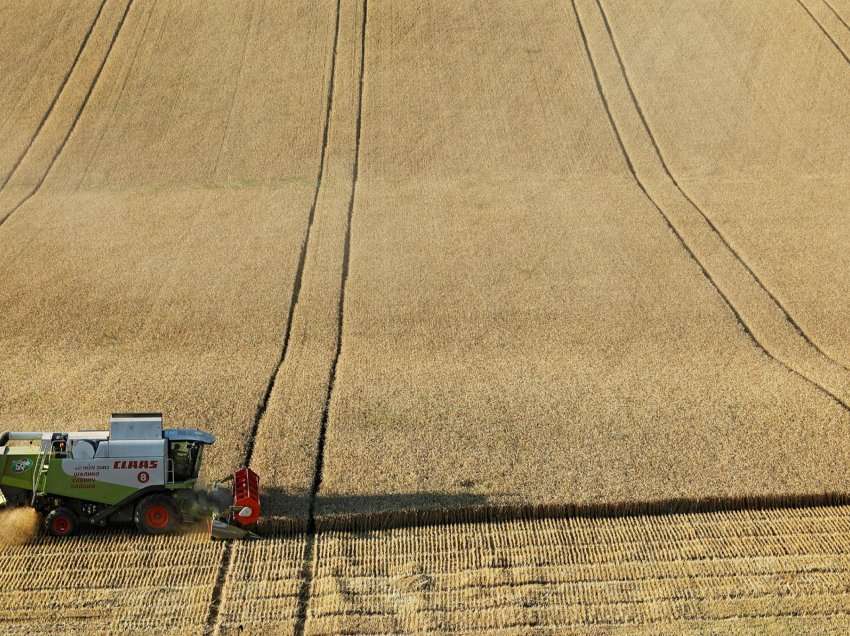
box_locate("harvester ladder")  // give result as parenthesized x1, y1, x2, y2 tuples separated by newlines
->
(31, 451, 50, 503)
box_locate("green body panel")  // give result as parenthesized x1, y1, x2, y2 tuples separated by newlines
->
(0, 432, 209, 518)
(0, 446, 196, 506)
(0, 447, 41, 491)
(43, 461, 138, 505)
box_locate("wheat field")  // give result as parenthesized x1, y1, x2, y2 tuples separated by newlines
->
(316, 0, 850, 519)
(596, 0, 850, 367)
(0, 0, 101, 182)
(0, 0, 336, 474)
(1, 0, 849, 633)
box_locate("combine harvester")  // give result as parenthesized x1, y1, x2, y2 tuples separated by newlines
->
(0, 413, 260, 539)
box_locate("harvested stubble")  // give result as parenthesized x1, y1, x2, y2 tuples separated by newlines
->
(221, 506, 850, 635)
(599, 0, 850, 366)
(0, 0, 336, 477)
(0, 0, 102, 184)
(214, 532, 307, 635)
(0, 529, 224, 635)
(315, 0, 850, 520)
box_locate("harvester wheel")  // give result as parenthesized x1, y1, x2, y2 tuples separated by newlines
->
(135, 494, 179, 534)
(45, 507, 78, 537)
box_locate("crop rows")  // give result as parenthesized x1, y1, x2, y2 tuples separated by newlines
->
(0, 530, 224, 635)
(215, 506, 850, 634)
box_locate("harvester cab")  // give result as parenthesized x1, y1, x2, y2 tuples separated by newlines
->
(0, 413, 260, 539)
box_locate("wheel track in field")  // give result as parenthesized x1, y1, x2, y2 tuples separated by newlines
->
(202, 2, 346, 634)
(0, 0, 108, 194)
(594, 0, 850, 377)
(292, 2, 369, 634)
(796, 0, 850, 63)
(572, 0, 850, 412)
(823, 0, 850, 31)
(75, 0, 157, 190)
(0, 0, 135, 230)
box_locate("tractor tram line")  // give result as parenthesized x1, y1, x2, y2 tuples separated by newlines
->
(795, 0, 850, 65)
(0, 0, 136, 230)
(203, 1, 346, 634)
(571, 0, 850, 415)
(0, 0, 108, 194)
(293, 2, 369, 635)
(594, 0, 850, 377)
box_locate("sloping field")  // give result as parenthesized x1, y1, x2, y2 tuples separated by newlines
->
(0, 0, 336, 474)
(312, 0, 850, 520)
(2, 1, 850, 634)
(0, 0, 102, 183)
(598, 0, 850, 367)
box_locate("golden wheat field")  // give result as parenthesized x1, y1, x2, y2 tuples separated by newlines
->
(1, 0, 849, 633)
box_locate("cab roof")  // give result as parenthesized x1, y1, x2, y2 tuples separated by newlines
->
(163, 429, 216, 445)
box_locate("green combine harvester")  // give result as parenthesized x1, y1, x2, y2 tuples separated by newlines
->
(0, 413, 261, 538)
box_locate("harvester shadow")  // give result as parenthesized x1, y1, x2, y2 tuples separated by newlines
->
(258, 488, 850, 537)
(258, 488, 496, 535)
(18, 490, 850, 542)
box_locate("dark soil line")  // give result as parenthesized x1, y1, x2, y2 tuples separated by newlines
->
(571, 0, 850, 413)
(0, 0, 135, 230)
(0, 0, 108, 193)
(202, 541, 233, 636)
(293, 532, 316, 636)
(823, 0, 850, 32)
(596, 0, 850, 374)
(294, 2, 368, 635)
(204, 3, 343, 634)
(242, 0, 343, 469)
(795, 0, 850, 64)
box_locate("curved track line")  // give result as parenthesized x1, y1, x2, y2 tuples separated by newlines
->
(293, 4, 368, 635)
(211, 3, 255, 180)
(77, 0, 156, 191)
(0, 0, 135, 230)
(203, 3, 345, 634)
(570, 0, 850, 413)
(596, 0, 850, 376)
(824, 0, 850, 31)
(796, 0, 850, 63)
(0, 0, 108, 194)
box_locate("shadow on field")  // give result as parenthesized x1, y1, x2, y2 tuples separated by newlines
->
(256, 489, 850, 536)
(10, 491, 850, 543)
(257, 488, 495, 534)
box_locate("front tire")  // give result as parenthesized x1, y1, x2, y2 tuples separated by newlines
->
(45, 507, 78, 537)
(135, 494, 179, 535)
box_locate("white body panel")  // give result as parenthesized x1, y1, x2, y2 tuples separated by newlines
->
(109, 415, 163, 440)
(59, 455, 167, 489)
